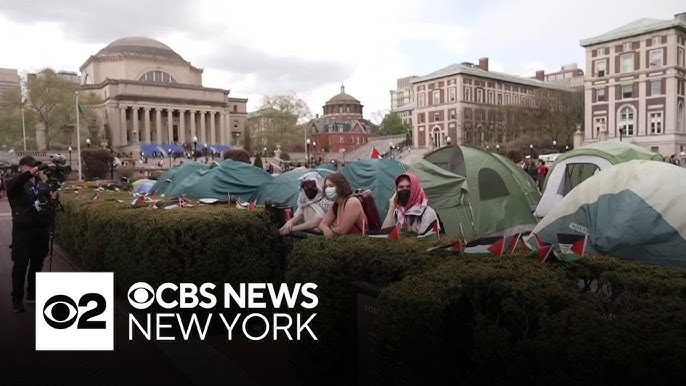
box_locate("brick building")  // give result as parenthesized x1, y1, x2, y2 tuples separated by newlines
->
(580, 12, 686, 155)
(410, 57, 568, 148)
(308, 85, 376, 154)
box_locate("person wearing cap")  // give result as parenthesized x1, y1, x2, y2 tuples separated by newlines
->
(3, 156, 58, 312)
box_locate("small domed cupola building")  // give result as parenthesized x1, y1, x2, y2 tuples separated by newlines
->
(322, 84, 364, 120)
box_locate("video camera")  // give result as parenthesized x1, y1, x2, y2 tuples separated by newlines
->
(40, 154, 71, 192)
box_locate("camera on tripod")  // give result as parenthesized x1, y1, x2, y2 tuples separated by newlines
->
(40, 154, 71, 192)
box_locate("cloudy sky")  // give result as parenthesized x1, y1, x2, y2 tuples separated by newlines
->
(0, 0, 683, 119)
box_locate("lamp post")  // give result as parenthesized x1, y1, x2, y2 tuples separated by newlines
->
(565, 145, 569, 152)
(86, 138, 91, 148)
(235, 133, 240, 146)
(263, 147, 267, 157)
(68, 146, 72, 168)
(204, 143, 208, 163)
(110, 148, 114, 180)
(193, 136, 198, 161)
(342, 148, 346, 163)
(486, 145, 490, 151)
(168, 148, 172, 168)
(552, 140, 557, 152)
(496, 144, 500, 153)
(446, 136, 452, 146)
(306, 139, 311, 168)
(389, 141, 393, 158)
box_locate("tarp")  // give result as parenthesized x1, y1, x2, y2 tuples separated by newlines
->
(535, 141, 662, 217)
(155, 160, 272, 201)
(533, 160, 686, 266)
(411, 146, 541, 240)
(253, 168, 335, 209)
(151, 161, 207, 196)
(341, 158, 407, 220)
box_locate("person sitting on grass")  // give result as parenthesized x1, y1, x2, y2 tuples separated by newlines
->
(319, 173, 367, 237)
(279, 172, 331, 235)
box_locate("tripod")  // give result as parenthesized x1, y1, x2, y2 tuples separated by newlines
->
(47, 198, 63, 272)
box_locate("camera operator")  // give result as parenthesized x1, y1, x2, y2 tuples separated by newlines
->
(4, 156, 58, 312)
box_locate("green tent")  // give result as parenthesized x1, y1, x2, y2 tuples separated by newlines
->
(409, 145, 541, 240)
(341, 158, 407, 220)
(535, 141, 662, 217)
(316, 162, 338, 171)
(254, 168, 334, 209)
(533, 160, 686, 266)
(151, 161, 207, 196)
(161, 160, 272, 201)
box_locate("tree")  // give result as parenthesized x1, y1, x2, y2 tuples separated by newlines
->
(24, 68, 102, 149)
(252, 93, 311, 152)
(0, 88, 35, 150)
(378, 112, 410, 135)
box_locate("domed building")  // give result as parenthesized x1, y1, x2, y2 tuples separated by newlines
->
(78, 37, 247, 154)
(308, 84, 377, 155)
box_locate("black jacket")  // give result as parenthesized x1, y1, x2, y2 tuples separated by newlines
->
(3, 171, 54, 229)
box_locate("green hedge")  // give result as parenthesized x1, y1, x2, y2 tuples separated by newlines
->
(55, 190, 284, 291)
(286, 238, 686, 386)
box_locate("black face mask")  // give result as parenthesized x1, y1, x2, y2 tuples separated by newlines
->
(397, 189, 410, 206)
(304, 188, 318, 200)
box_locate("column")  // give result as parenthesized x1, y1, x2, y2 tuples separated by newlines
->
(226, 113, 232, 146)
(210, 112, 216, 144)
(120, 107, 128, 146)
(167, 109, 174, 143)
(143, 108, 151, 143)
(190, 110, 197, 141)
(179, 110, 186, 144)
(155, 109, 162, 145)
(219, 112, 226, 144)
(132, 106, 139, 143)
(200, 111, 207, 144)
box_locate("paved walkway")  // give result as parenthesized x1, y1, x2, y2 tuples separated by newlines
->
(0, 199, 297, 386)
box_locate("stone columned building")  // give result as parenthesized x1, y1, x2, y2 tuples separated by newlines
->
(80, 37, 248, 154)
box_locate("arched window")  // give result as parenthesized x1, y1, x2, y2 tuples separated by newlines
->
(617, 106, 635, 137)
(139, 70, 176, 83)
(431, 126, 445, 148)
(678, 101, 684, 132)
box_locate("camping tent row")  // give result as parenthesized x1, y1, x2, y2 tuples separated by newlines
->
(151, 146, 542, 241)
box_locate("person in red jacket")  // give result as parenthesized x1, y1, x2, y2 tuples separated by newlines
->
(537, 160, 548, 191)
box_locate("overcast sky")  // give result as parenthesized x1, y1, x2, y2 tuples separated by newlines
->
(0, 0, 683, 118)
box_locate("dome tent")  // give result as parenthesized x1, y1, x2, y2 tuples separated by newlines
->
(151, 161, 207, 196)
(532, 160, 686, 266)
(535, 141, 662, 217)
(340, 158, 407, 220)
(254, 168, 335, 209)
(408, 145, 541, 240)
(158, 160, 272, 201)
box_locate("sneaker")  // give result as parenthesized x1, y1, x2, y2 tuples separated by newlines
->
(25, 293, 35, 303)
(12, 299, 25, 313)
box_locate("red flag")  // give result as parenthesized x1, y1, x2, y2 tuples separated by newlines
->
(370, 147, 380, 159)
(486, 236, 506, 257)
(366, 226, 400, 239)
(507, 233, 521, 254)
(535, 234, 554, 263)
(248, 200, 257, 210)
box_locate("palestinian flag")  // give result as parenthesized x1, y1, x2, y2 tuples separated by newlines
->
(523, 233, 553, 263)
(506, 233, 521, 254)
(417, 221, 440, 239)
(131, 195, 147, 206)
(370, 147, 380, 159)
(463, 236, 506, 257)
(367, 226, 400, 240)
(176, 196, 189, 208)
(554, 233, 588, 262)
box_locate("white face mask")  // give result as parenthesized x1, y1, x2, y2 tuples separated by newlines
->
(325, 187, 338, 201)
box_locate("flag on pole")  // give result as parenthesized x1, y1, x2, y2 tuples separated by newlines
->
(523, 233, 554, 263)
(506, 233, 522, 254)
(78, 103, 86, 117)
(463, 236, 506, 257)
(366, 226, 400, 239)
(370, 147, 381, 159)
(554, 233, 588, 262)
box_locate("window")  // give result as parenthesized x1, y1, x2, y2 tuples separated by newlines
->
(433, 112, 440, 121)
(449, 87, 456, 102)
(463, 88, 471, 102)
(478, 169, 509, 200)
(450, 110, 456, 120)
(418, 113, 425, 123)
(680, 81, 685, 95)
(650, 112, 663, 134)
(433, 90, 440, 105)
(652, 36, 661, 45)
(678, 48, 685, 67)
(622, 84, 632, 98)
(338, 107, 343, 113)
(476, 89, 483, 103)
(651, 81, 661, 95)
(594, 117, 606, 137)
(624, 42, 632, 51)
(618, 106, 635, 136)
(139, 70, 176, 83)
(679, 102, 684, 130)
(649, 49, 663, 67)
(417, 93, 425, 107)
(597, 88, 606, 102)
(595, 59, 607, 77)
(488, 91, 494, 104)
(497, 94, 502, 105)
(621, 54, 634, 73)
(505, 94, 510, 104)
(514, 94, 519, 105)
(346, 106, 350, 113)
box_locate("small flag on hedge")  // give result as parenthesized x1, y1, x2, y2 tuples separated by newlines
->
(463, 236, 506, 257)
(367, 226, 400, 240)
(90, 191, 99, 200)
(417, 221, 440, 239)
(131, 195, 146, 206)
(554, 233, 588, 262)
(523, 233, 553, 263)
(506, 233, 521, 254)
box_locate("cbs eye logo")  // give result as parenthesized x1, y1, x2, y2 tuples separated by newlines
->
(43, 293, 107, 330)
(127, 282, 155, 309)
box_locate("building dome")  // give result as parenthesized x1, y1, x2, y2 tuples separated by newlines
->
(326, 84, 360, 104)
(95, 37, 185, 62)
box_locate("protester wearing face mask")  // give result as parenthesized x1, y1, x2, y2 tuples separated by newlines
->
(279, 172, 332, 235)
(382, 173, 440, 234)
(319, 173, 366, 237)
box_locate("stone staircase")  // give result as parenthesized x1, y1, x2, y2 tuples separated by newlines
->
(343, 134, 407, 161)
